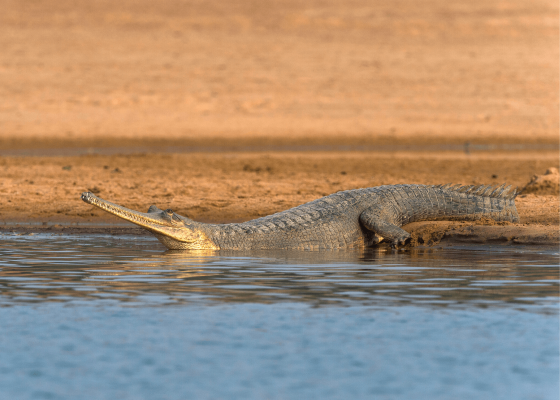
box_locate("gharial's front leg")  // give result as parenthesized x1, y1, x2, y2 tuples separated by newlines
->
(359, 206, 411, 249)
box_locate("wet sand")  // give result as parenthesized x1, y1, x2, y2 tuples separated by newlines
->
(0, 0, 558, 246)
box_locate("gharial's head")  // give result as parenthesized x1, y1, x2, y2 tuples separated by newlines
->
(81, 192, 218, 250)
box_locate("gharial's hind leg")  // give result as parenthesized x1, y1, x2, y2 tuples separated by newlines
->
(359, 207, 411, 249)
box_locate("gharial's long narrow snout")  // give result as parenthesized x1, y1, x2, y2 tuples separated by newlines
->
(81, 191, 185, 237)
(81, 192, 219, 250)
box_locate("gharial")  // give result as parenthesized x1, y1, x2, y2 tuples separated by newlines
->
(81, 183, 519, 250)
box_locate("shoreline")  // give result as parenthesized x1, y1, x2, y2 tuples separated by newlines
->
(0, 0, 556, 252)
(0, 150, 557, 250)
(2, 222, 557, 250)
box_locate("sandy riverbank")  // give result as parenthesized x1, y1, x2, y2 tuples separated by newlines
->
(1, 150, 558, 247)
(0, 0, 557, 247)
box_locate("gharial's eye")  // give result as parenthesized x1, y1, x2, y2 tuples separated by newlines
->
(165, 209, 174, 215)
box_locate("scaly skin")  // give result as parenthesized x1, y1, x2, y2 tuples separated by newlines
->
(81, 183, 519, 250)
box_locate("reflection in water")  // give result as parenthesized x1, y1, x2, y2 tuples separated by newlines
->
(0, 233, 558, 311)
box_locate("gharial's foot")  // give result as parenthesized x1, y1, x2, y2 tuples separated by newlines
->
(390, 236, 411, 250)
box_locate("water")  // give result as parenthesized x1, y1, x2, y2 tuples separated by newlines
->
(1, 143, 556, 157)
(0, 233, 558, 400)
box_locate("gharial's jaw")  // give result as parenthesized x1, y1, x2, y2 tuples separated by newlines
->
(81, 192, 218, 250)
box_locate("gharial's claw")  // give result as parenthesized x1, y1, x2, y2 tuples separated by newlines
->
(391, 236, 411, 250)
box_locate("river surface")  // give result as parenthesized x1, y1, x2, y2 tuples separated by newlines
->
(0, 233, 558, 400)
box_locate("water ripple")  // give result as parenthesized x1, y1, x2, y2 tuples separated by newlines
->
(0, 233, 558, 311)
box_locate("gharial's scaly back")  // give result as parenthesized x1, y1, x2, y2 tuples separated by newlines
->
(431, 183, 518, 200)
(81, 183, 519, 250)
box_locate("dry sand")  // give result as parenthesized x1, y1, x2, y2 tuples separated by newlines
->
(0, 0, 558, 247)
(0, 0, 558, 148)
